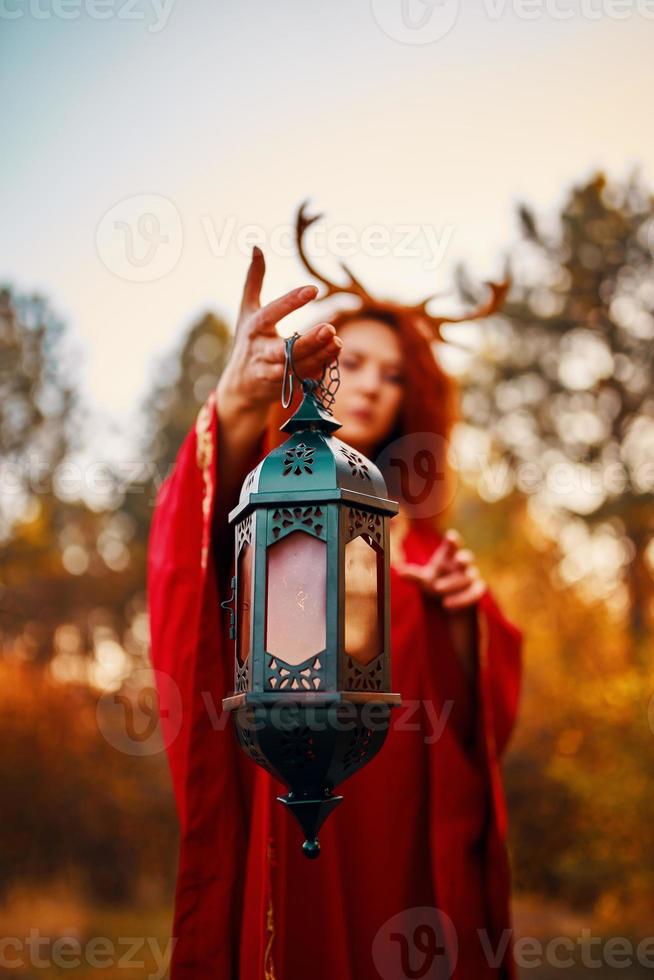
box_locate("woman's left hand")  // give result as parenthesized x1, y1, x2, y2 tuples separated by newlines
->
(394, 528, 487, 611)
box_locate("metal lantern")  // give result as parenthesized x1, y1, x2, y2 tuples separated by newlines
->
(222, 334, 400, 858)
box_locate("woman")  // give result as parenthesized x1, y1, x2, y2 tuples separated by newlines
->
(148, 242, 523, 980)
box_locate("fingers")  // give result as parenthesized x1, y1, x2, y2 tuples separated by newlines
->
(425, 537, 455, 578)
(393, 560, 431, 585)
(293, 323, 343, 374)
(238, 246, 266, 319)
(438, 547, 474, 577)
(442, 579, 488, 610)
(293, 322, 337, 357)
(397, 535, 465, 588)
(246, 320, 343, 400)
(432, 569, 479, 595)
(251, 360, 285, 384)
(256, 322, 342, 367)
(436, 531, 473, 576)
(396, 551, 486, 610)
(395, 522, 486, 610)
(253, 322, 342, 390)
(452, 548, 474, 569)
(444, 528, 463, 549)
(253, 283, 319, 335)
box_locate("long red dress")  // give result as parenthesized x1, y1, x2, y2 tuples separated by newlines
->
(147, 391, 523, 980)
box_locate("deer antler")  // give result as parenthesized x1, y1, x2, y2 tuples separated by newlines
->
(295, 200, 375, 304)
(417, 279, 510, 335)
(294, 200, 509, 341)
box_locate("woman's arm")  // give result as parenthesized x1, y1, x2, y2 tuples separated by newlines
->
(214, 384, 269, 527)
(394, 528, 486, 681)
(445, 606, 478, 683)
(394, 528, 523, 757)
(213, 245, 343, 511)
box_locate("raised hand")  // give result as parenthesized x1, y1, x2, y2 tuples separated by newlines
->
(217, 245, 342, 414)
(393, 529, 487, 611)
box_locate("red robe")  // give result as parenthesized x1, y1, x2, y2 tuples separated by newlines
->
(147, 391, 523, 980)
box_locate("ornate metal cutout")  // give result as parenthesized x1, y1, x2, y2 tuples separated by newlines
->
(280, 725, 318, 770)
(283, 441, 315, 476)
(340, 446, 371, 481)
(235, 656, 249, 693)
(243, 467, 257, 494)
(271, 505, 325, 541)
(236, 512, 253, 552)
(345, 507, 383, 546)
(266, 653, 323, 691)
(237, 722, 274, 774)
(342, 722, 375, 773)
(344, 653, 384, 692)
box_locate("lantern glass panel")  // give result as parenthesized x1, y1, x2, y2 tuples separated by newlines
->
(345, 533, 383, 665)
(237, 541, 253, 665)
(266, 530, 327, 665)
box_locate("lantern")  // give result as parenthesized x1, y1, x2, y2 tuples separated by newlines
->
(222, 335, 400, 857)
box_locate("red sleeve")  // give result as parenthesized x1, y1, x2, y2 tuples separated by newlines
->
(473, 586, 523, 849)
(418, 553, 523, 839)
(473, 588, 523, 980)
(147, 400, 212, 831)
(147, 392, 257, 978)
(403, 525, 523, 765)
(418, 572, 523, 980)
(476, 587, 523, 761)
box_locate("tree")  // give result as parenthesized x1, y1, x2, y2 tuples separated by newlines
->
(0, 287, 75, 540)
(0, 304, 234, 902)
(0, 287, 86, 662)
(457, 173, 654, 652)
(141, 311, 233, 481)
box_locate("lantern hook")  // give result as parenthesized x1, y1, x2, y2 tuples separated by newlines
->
(281, 332, 340, 414)
(220, 575, 237, 640)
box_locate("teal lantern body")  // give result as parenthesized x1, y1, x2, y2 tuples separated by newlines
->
(222, 367, 400, 858)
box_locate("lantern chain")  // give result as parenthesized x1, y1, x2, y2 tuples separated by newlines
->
(281, 332, 340, 413)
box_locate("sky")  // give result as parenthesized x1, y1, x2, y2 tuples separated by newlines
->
(2, 0, 654, 457)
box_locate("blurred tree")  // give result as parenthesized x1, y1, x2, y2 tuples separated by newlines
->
(0, 305, 233, 905)
(456, 173, 654, 653)
(0, 660, 177, 905)
(103, 311, 233, 660)
(452, 173, 654, 918)
(457, 485, 654, 921)
(93, 310, 234, 669)
(0, 287, 87, 662)
(114, 311, 233, 552)
(0, 287, 75, 539)
(0, 297, 233, 668)
(141, 311, 232, 479)
(112, 310, 233, 651)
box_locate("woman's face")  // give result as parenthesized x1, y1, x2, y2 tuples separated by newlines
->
(328, 317, 406, 458)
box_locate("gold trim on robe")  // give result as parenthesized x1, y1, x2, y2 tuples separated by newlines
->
(195, 392, 216, 569)
(264, 838, 278, 980)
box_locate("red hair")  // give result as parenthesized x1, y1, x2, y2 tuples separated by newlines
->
(263, 305, 459, 536)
